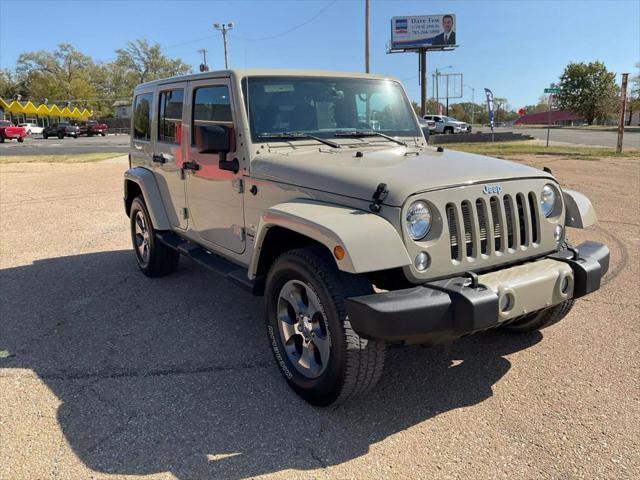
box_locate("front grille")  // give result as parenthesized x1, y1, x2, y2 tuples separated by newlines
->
(446, 192, 540, 261)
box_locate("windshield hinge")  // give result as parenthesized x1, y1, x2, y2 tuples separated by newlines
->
(369, 183, 389, 213)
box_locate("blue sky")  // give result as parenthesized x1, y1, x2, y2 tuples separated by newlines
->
(1, 0, 638, 108)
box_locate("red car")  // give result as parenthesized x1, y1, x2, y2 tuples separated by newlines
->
(79, 120, 108, 136)
(0, 120, 27, 143)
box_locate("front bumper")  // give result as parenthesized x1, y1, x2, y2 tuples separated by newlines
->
(345, 241, 609, 344)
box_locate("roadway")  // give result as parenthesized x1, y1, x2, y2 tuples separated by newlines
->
(0, 134, 130, 155)
(491, 126, 640, 149)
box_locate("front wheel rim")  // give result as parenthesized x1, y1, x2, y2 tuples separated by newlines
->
(134, 210, 150, 265)
(276, 279, 330, 379)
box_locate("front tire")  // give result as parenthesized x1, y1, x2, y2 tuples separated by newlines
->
(129, 196, 179, 277)
(57, 132, 64, 139)
(42, 132, 48, 139)
(265, 247, 386, 406)
(17, 137, 24, 143)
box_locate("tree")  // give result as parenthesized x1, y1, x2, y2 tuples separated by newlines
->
(0, 69, 23, 99)
(627, 63, 639, 126)
(556, 61, 618, 125)
(524, 95, 551, 114)
(15, 44, 98, 104)
(114, 39, 191, 85)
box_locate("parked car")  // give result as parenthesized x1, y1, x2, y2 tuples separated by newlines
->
(79, 120, 108, 136)
(417, 117, 435, 141)
(18, 122, 44, 135)
(124, 69, 609, 406)
(0, 120, 27, 143)
(424, 114, 471, 134)
(42, 123, 80, 139)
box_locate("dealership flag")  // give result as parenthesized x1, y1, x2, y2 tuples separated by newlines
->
(484, 88, 494, 132)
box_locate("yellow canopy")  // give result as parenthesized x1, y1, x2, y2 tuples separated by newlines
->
(36, 104, 50, 115)
(49, 105, 62, 117)
(0, 98, 10, 111)
(7, 101, 26, 114)
(21, 101, 39, 115)
(79, 108, 92, 120)
(60, 106, 72, 117)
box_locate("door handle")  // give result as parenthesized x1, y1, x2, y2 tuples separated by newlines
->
(182, 161, 200, 171)
(152, 154, 166, 164)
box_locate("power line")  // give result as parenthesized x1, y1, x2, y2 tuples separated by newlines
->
(230, 0, 338, 42)
(163, 32, 221, 50)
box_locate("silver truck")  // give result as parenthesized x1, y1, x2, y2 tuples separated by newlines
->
(124, 69, 608, 406)
(424, 114, 470, 134)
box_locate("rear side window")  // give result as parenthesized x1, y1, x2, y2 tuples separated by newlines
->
(158, 89, 184, 144)
(133, 93, 153, 141)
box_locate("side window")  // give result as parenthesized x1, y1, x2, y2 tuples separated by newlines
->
(192, 85, 232, 144)
(158, 89, 184, 144)
(133, 93, 153, 141)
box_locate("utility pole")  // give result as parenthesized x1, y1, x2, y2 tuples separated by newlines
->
(364, 0, 370, 73)
(213, 22, 234, 69)
(617, 73, 629, 154)
(197, 48, 209, 72)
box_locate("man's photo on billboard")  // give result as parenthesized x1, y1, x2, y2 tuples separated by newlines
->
(433, 15, 456, 45)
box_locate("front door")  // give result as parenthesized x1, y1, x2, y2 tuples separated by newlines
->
(153, 84, 188, 229)
(185, 78, 245, 254)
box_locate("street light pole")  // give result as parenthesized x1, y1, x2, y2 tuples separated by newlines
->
(213, 22, 234, 69)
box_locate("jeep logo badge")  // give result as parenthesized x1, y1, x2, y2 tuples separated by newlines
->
(483, 185, 503, 195)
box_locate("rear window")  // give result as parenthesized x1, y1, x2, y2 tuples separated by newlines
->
(133, 92, 153, 141)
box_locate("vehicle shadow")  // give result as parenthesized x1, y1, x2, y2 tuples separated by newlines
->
(0, 250, 541, 479)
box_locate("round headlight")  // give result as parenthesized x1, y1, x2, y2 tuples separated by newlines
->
(540, 184, 558, 217)
(405, 201, 432, 240)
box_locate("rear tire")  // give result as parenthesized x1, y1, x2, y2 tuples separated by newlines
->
(265, 246, 386, 406)
(129, 196, 179, 277)
(101, 132, 106, 137)
(57, 132, 64, 139)
(503, 299, 575, 333)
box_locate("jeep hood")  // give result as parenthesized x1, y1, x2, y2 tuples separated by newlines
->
(251, 146, 553, 207)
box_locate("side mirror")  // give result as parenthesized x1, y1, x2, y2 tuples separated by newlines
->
(194, 124, 231, 155)
(194, 124, 238, 173)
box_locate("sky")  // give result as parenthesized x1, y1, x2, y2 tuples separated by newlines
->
(0, 0, 638, 108)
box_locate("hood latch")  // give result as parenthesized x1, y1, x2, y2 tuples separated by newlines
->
(369, 183, 389, 213)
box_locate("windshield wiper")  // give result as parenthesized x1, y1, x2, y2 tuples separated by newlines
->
(334, 130, 407, 146)
(258, 132, 342, 149)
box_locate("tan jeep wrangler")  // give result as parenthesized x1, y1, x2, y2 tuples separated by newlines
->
(124, 69, 609, 406)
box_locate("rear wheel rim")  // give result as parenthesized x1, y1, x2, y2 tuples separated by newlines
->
(276, 279, 330, 379)
(134, 210, 150, 265)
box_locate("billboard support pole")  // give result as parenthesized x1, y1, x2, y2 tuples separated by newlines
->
(617, 73, 629, 154)
(420, 49, 427, 117)
(365, 0, 370, 73)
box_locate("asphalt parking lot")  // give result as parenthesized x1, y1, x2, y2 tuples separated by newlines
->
(0, 154, 638, 479)
(0, 134, 129, 155)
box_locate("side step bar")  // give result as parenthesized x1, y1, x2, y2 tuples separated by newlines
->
(156, 231, 257, 294)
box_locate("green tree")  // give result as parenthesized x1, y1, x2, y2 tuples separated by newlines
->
(556, 61, 618, 125)
(627, 63, 639, 126)
(0, 69, 22, 99)
(15, 43, 97, 104)
(114, 39, 191, 85)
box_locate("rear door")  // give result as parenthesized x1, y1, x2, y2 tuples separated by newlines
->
(153, 84, 188, 230)
(185, 78, 245, 254)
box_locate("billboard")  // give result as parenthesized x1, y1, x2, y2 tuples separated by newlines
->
(390, 14, 457, 50)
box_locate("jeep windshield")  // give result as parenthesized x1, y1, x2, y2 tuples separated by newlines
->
(244, 76, 420, 144)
